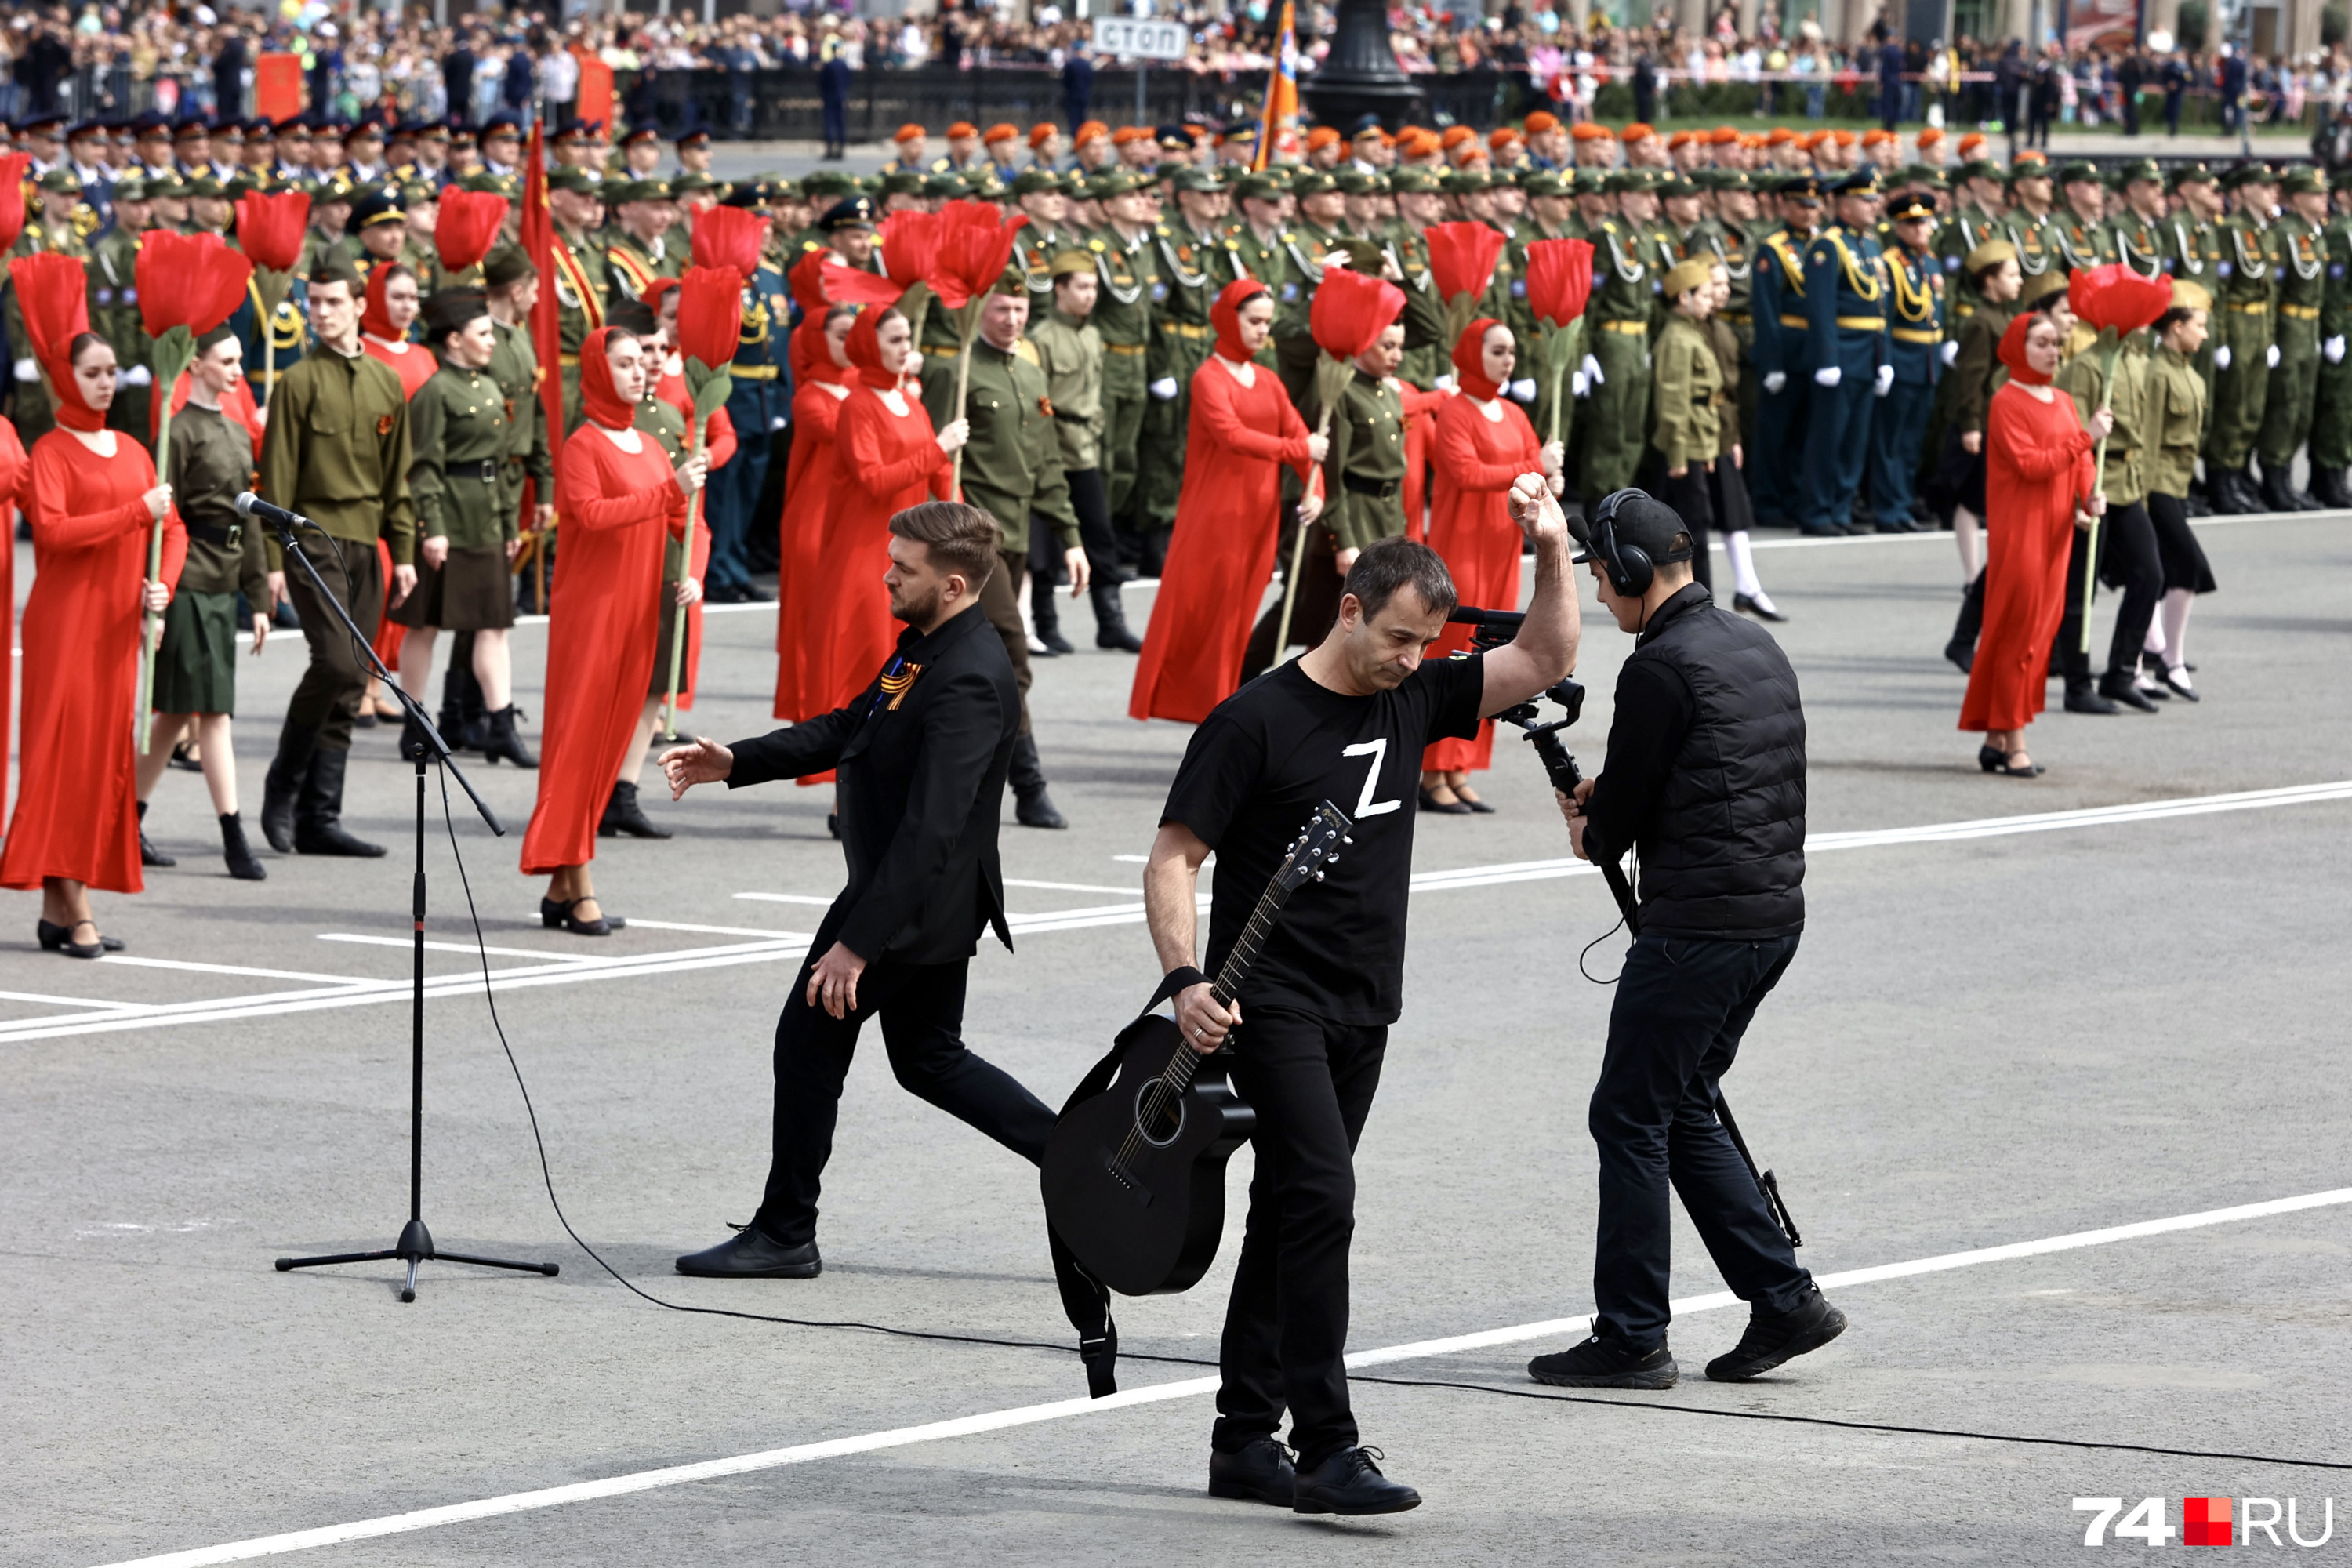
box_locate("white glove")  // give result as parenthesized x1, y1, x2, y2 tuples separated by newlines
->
(120, 365, 153, 387)
(2214, 345, 2232, 370)
(1762, 370, 1787, 394)
(1941, 340, 1961, 368)
(1571, 370, 1592, 398)
(1508, 377, 1537, 403)
(12, 357, 34, 383)
(1433, 373, 1457, 392)
(1873, 364, 1895, 398)
(1148, 376, 1179, 401)
(2328, 336, 2347, 365)
(1581, 352, 1603, 386)
(1814, 365, 1842, 388)
(2267, 343, 2281, 368)
(771, 415, 789, 430)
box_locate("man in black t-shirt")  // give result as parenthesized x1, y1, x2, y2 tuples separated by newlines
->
(1145, 481, 1577, 1516)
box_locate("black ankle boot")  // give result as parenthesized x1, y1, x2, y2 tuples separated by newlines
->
(1091, 583, 1144, 652)
(597, 779, 670, 839)
(481, 705, 538, 768)
(1007, 733, 1066, 829)
(1944, 572, 1985, 673)
(136, 800, 176, 867)
(443, 637, 490, 750)
(260, 731, 314, 852)
(292, 748, 386, 857)
(220, 812, 267, 880)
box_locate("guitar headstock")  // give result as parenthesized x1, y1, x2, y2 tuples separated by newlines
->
(1275, 800, 1355, 893)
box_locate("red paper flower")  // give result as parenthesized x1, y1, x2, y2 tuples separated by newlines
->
(434, 189, 508, 272)
(1524, 238, 1595, 328)
(677, 266, 746, 369)
(1310, 267, 1406, 360)
(1425, 221, 1508, 304)
(691, 205, 766, 276)
(878, 209, 942, 289)
(136, 231, 254, 339)
(2068, 263, 2174, 336)
(0, 154, 31, 254)
(786, 248, 902, 317)
(8, 252, 89, 371)
(927, 199, 1028, 310)
(234, 189, 312, 274)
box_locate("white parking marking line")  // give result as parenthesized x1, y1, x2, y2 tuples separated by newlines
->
(625, 919, 818, 940)
(1002, 878, 1140, 895)
(0, 989, 155, 1011)
(733, 892, 838, 906)
(1111, 854, 1149, 863)
(95, 1183, 2352, 1568)
(102, 956, 379, 986)
(318, 934, 597, 962)
(9, 780, 2344, 1048)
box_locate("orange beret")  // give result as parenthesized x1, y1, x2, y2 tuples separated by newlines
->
(1958, 132, 1986, 151)
(1740, 133, 1766, 150)
(1831, 129, 1855, 147)
(2013, 147, 2049, 165)
(1030, 123, 1058, 147)
(1621, 122, 1655, 141)
(1403, 130, 1442, 156)
(1710, 126, 1739, 144)
(1461, 150, 1490, 166)
(1570, 122, 1613, 140)
(1110, 125, 1146, 144)
(1667, 130, 1692, 148)
(983, 123, 1018, 144)
(1860, 129, 1889, 145)
(1306, 125, 1340, 150)
(947, 122, 978, 139)
(1918, 126, 1946, 144)
(1075, 121, 1109, 143)
(1490, 127, 1523, 148)
(894, 123, 924, 143)
(1766, 127, 1795, 146)
(1439, 125, 1475, 149)
(1399, 124, 1428, 141)
(1523, 111, 1559, 133)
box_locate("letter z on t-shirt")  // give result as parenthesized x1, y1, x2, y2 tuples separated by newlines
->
(1160, 653, 1486, 1026)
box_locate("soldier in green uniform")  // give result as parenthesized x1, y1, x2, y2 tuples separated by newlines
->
(920, 275, 1083, 829)
(1387, 166, 1450, 394)
(2254, 165, 2329, 511)
(1577, 169, 1664, 502)
(5, 169, 93, 443)
(604, 178, 684, 305)
(547, 166, 610, 433)
(2159, 164, 2225, 511)
(2049, 162, 2120, 274)
(1687, 169, 1759, 457)
(1137, 166, 1239, 571)
(2110, 158, 2169, 281)
(1010, 171, 1086, 310)
(390, 289, 535, 768)
(2002, 156, 2059, 284)
(255, 260, 417, 858)
(1025, 249, 1142, 652)
(2307, 169, 2352, 507)
(2205, 163, 2280, 515)
(1225, 169, 1298, 368)
(1271, 166, 1350, 404)
(1086, 169, 1157, 566)
(329, 182, 410, 282)
(132, 325, 270, 883)
(89, 174, 158, 449)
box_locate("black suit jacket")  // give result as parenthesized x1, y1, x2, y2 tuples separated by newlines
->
(728, 604, 1018, 966)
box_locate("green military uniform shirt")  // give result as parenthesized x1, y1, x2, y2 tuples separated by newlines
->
(920, 336, 1079, 556)
(2049, 206, 2120, 274)
(167, 403, 269, 600)
(2056, 337, 2150, 507)
(1321, 368, 1406, 552)
(2145, 344, 2208, 497)
(1650, 314, 1726, 470)
(256, 346, 417, 568)
(2004, 204, 2057, 279)
(488, 316, 555, 521)
(1026, 307, 1104, 472)
(1936, 200, 2005, 330)
(409, 362, 517, 552)
(2111, 207, 2166, 281)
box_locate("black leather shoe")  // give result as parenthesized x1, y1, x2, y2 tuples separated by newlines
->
(2098, 670, 2159, 713)
(597, 780, 671, 839)
(1733, 592, 1788, 622)
(1529, 1331, 1679, 1389)
(539, 895, 624, 936)
(220, 813, 267, 881)
(1014, 788, 1068, 829)
(2063, 684, 2119, 715)
(1040, 627, 1076, 655)
(38, 918, 122, 956)
(1706, 1289, 1848, 1381)
(674, 1228, 821, 1278)
(1291, 1446, 1420, 1515)
(136, 800, 176, 867)
(1207, 1437, 1295, 1506)
(1977, 744, 2044, 777)
(1943, 637, 1975, 675)
(1417, 785, 1472, 815)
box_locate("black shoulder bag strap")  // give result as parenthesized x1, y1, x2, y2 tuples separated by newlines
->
(1046, 965, 1207, 1399)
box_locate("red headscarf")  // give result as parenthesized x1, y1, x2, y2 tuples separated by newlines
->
(579, 326, 640, 431)
(360, 263, 411, 343)
(1452, 316, 1504, 402)
(643, 277, 680, 321)
(1998, 310, 2053, 387)
(794, 314, 845, 387)
(844, 306, 902, 391)
(12, 253, 103, 431)
(1210, 278, 1269, 365)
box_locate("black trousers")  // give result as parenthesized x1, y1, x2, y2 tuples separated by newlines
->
(1214, 1006, 1386, 1466)
(1658, 463, 1716, 595)
(278, 531, 385, 755)
(1027, 470, 1123, 638)
(1241, 514, 1339, 681)
(1589, 931, 1813, 1348)
(2056, 502, 2161, 685)
(753, 914, 1057, 1246)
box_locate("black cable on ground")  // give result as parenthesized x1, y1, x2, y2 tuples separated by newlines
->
(433, 768, 2349, 1478)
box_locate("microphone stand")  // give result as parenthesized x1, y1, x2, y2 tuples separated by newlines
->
(257, 504, 560, 1301)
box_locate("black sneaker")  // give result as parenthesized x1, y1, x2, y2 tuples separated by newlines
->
(1528, 1331, 1679, 1389)
(1207, 1436, 1295, 1506)
(1706, 1290, 1847, 1381)
(1291, 1446, 1421, 1515)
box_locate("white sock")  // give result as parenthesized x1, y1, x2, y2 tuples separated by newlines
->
(1955, 506, 1982, 582)
(1725, 530, 1766, 603)
(2160, 589, 2194, 671)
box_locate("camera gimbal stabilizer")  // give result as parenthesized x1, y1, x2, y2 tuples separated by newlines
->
(1447, 605, 1804, 1249)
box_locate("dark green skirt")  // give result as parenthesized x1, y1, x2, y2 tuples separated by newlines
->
(152, 588, 238, 717)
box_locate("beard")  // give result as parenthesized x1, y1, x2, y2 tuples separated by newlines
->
(889, 579, 942, 627)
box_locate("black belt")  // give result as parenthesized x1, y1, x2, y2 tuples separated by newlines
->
(1341, 473, 1400, 499)
(187, 519, 238, 547)
(455, 459, 500, 481)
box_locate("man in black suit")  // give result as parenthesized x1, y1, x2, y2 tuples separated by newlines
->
(663, 501, 1058, 1279)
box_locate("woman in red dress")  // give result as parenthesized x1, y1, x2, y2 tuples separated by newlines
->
(775, 302, 856, 721)
(1128, 279, 1326, 724)
(1419, 318, 1562, 811)
(813, 303, 963, 716)
(1958, 312, 2111, 777)
(0, 324, 185, 956)
(359, 263, 430, 723)
(0, 415, 27, 822)
(520, 327, 705, 935)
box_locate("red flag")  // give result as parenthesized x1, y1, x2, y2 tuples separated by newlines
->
(927, 200, 1028, 310)
(521, 122, 564, 483)
(878, 208, 943, 286)
(0, 154, 36, 255)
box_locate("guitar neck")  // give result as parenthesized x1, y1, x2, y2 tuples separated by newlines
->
(1208, 878, 1294, 1011)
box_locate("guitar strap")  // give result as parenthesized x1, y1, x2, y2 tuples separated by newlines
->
(1047, 965, 1208, 1399)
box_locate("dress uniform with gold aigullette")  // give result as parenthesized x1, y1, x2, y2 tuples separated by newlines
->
(706, 187, 792, 604)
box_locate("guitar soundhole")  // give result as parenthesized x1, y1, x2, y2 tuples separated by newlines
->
(1134, 1080, 1185, 1147)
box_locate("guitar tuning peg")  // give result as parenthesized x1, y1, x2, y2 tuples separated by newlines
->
(1326, 855, 1339, 866)
(1312, 871, 1324, 882)
(1341, 835, 1354, 845)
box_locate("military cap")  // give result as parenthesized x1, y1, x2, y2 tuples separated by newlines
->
(64, 118, 103, 142)
(1662, 257, 1713, 298)
(1520, 170, 1570, 198)
(246, 115, 277, 138)
(1047, 249, 1095, 278)
(274, 113, 313, 138)
(819, 195, 877, 231)
(484, 245, 533, 289)
(2220, 161, 2277, 190)
(2167, 161, 2216, 190)
(2005, 159, 2053, 186)
(1829, 169, 1881, 197)
(546, 165, 601, 196)
(675, 127, 713, 148)
(2281, 165, 2325, 196)
(878, 169, 926, 198)
(2169, 278, 2212, 312)
(2016, 267, 2069, 310)
(1959, 158, 2004, 183)
(423, 287, 490, 344)
(624, 178, 676, 204)
(400, 180, 436, 207)
(1234, 171, 1286, 202)
(1012, 169, 1065, 198)
(2056, 159, 2103, 187)
(1170, 166, 1224, 194)
(33, 169, 79, 195)
(722, 178, 776, 209)
(1715, 170, 1757, 194)
(1090, 168, 1146, 199)
(547, 118, 588, 146)
(922, 172, 966, 201)
(1886, 193, 1937, 224)
(1602, 169, 1649, 194)
(1963, 238, 2018, 274)
(2114, 157, 2161, 186)
(172, 114, 211, 140)
(670, 172, 720, 198)
(1336, 169, 1382, 197)
(110, 174, 149, 204)
(1779, 173, 1822, 201)
(146, 172, 188, 201)
(176, 172, 227, 200)
(964, 169, 1011, 200)
(480, 111, 524, 140)
(1658, 176, 1699, 200)
(348, 182, 405, 228)
(127, 111, 169, 138)
(342, 118, 385, 145)
(1153, 122, 1193, 148)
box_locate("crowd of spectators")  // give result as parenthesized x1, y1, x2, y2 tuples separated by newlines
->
(2, 0, 2344, 141)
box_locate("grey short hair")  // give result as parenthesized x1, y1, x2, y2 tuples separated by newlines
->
(1343, 535, 1458, 622)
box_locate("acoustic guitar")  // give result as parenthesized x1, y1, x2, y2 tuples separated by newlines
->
(1042, 800, 1353, 1298)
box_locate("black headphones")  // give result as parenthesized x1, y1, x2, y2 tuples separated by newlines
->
(1589, 488, 1655, 599)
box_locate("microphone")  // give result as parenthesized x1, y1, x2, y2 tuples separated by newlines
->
(233, 492, 314, 534)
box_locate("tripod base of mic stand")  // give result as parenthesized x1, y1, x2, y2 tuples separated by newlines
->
(276, 1218, 560, 1303)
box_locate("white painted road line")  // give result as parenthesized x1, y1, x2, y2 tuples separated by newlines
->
(0, 988, 155, 1011)
(624, 919, 818, 941)
(734, 891, 839, 906)
(1002, 877, 1142, 895)
(94, 1183, 2352, 1568)
(8, 779, 2346, 1049)
(318, 933, 597, 963)
(101, 956, 379, 986)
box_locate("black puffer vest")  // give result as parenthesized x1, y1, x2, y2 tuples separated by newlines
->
(1626, 589, 1806, 938)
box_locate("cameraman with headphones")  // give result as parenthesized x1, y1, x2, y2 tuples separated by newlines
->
(1532, 490, 1846, 1390)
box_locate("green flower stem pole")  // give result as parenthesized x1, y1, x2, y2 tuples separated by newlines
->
(252, 267, 292, 401)
(1541, 317, 1585, 448)
(137, 324, 197, 753)
(948, 299, 982, 497)
(1274, 351, 1356, 663)
(657, 357, 734, 741)
(2080, 327, 2122, 657)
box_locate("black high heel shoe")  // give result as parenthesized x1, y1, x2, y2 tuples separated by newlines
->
(1733, 593, 1788, 623)
(1417, 785, 1472, 815)
(1451, 789, 1497, 815)
(539, 896, 625, 936)
(37, 918, 117, 958)
(1976, 745, 2044, 778)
